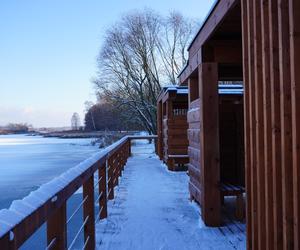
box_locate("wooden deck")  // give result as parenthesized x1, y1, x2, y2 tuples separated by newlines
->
(96, 141, 246, 250)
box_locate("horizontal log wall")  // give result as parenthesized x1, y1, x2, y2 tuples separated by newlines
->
(187, 98, 202, 205)
(159, 94, 189, 170)
(187, 64, 221, 227)
(241, 0, 299, 249)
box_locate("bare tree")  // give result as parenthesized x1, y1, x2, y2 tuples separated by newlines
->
(84, 101, 96, 130)
(94, 10, 195, 134)
(71, 112, 81, 130)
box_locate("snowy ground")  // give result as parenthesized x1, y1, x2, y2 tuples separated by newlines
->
(96, 140, 246, 250)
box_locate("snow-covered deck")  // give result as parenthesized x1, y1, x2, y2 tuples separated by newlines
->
(95, 140, 246, 250)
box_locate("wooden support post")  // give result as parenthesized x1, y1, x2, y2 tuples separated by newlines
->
(198, 63, 220, 227)
(188, 77, 199, 105)
(83, 176, 95, 250)
(47, 202, 67, 250)
(235, 194, 244, 221)
(98, 163, 107, 219)
(107, 158, 114, 200)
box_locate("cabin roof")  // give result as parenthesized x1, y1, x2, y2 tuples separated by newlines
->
(187, 0, 219, 51)
(178, 0, 241, 83)
(162, 86, 188, 95)
(157, 86, 188, 103)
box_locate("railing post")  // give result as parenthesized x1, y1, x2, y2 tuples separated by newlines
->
(83, 176, 95, 250)
(47, 202, 67, 250)
(154, 138, 158, 155)
(0, 233, 17, 250)
(120, 148, 124, 175)
(107, 157, 114, 200)
(129, 139, 132, 156)
(98, 162, 107, 219)
(114, 155, 119, 187)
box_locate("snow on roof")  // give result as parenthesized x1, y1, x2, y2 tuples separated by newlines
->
(163, 86, 188, 95)
(218, 84, 244, 95)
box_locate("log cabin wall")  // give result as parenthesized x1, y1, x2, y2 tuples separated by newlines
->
(185, 1, 243, 227)
(157, 87, 189, 171)
(179, 0, 299, 248)
(187, 64, 221, 227)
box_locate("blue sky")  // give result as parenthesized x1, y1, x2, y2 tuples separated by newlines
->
(0, 0, 215, 127)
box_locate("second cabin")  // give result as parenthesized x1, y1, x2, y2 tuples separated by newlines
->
(157, 86, 189, 171)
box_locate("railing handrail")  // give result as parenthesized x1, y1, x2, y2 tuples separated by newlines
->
(0, 135, 157, 249)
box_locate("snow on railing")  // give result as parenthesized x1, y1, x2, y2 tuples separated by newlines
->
(0, 135, 157, 250)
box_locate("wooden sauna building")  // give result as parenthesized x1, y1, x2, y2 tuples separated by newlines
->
(178, 0, 299, 249)
(157, 86, 189, 171)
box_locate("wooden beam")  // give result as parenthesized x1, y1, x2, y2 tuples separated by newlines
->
(188, 77, 199, 105)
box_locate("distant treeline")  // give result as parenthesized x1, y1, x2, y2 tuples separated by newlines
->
(84, 102, 143, 131)
(0, 123, 31, 134)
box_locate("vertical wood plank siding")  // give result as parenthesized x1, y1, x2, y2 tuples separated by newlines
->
(241, 0, 299, 249)
(241, 2, 252, 249)
(290, 1, 300, 249)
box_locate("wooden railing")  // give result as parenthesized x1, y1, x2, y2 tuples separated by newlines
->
(0, 135, 157, 250)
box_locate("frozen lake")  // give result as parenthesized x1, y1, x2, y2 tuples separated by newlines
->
(0, 134, 99, 210)
(0, 134, 100, 249)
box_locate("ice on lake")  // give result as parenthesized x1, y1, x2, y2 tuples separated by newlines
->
(0, 134, 102, 249)
(0, 134, 99, 210)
